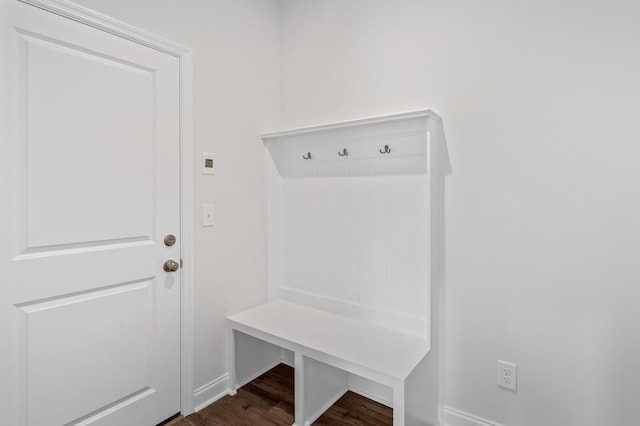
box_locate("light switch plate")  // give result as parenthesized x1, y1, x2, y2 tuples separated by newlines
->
(202, 204, 215, 227)
(203, 153, 215, 175)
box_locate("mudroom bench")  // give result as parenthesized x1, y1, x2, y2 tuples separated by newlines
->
(226, 110, 447, 426)
(228, 301, 428, 426)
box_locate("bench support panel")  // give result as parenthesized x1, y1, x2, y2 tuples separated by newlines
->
(232, 330, 291, 388)
(302, 356, 348, 426)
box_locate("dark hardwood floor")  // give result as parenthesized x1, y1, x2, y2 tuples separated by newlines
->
(175, 364, 392, 425)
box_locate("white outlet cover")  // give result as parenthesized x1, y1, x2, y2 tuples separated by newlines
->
(497, 360, 517, 391)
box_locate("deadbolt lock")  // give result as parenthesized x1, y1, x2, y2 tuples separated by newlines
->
(164, 234, 176, 247)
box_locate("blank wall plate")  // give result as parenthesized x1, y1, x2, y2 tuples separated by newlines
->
(497, 360, 517, 391)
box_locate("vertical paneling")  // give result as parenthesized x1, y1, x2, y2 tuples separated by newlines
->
(282, 174, 428, 317)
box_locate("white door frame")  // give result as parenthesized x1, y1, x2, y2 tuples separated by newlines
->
(18, 0, 196, 415)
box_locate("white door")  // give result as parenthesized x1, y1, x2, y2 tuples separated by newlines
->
(0, 2, 182, 425)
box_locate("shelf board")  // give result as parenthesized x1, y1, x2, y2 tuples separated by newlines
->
(263, 110, 438, 178)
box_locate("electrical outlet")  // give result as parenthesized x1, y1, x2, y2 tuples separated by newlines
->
(497, 360, 517, 391)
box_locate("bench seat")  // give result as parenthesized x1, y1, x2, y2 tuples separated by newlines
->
(228, 301, 429, 426)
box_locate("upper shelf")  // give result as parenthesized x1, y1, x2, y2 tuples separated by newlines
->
(262, 110, 441, 178)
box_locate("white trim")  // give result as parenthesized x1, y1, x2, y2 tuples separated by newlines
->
(17, 0, 196, 416)
(261, 109, 441, 140)
(179, 50, 195, 415)
(194, 372, 395, 423)
(442, 406, 505, 426)
(348, 385, 392, 408)
(18, 0, 190, 56)
(193, 375, 231, 413)
(236, 360, 283, 388)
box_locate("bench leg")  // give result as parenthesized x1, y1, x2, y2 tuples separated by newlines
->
(393, 383, 405, 426)
(293, 352, 305, 426)
(227, 327, 237, 395)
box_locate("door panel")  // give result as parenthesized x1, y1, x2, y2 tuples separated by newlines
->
(21, 281, 153, 426)
(1, 2, 181, 425)
(22, 32, 155, 249)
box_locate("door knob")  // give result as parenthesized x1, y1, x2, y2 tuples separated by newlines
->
(163, 259, 180, 272)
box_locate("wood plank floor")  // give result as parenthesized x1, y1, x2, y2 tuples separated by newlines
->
(175, 364, 392, 425)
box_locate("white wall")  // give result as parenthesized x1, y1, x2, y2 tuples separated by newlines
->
(56, 1, 640, 423)
(71, 0, 281, 400)
(279, 0, 640, 425)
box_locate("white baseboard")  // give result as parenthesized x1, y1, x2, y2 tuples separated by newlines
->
(195, 371, 495, 426)
(348, 384, 392, 408)
(193, 374, 231, 412)
(442, 406, 504, 426)
(237, 360, 282, 388)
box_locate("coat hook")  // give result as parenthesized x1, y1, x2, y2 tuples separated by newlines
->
(302, 152, 312, 160)
(338, 148, 349, 157)
(379, 145, 391, 154)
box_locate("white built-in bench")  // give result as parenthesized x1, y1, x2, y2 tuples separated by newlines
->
(226, 110, 446, 426)
(228, 301, 429, 426)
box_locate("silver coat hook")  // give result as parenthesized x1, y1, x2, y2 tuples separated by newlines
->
(302, 152, 312, 160)
(379, 145, 391, 154)
(338, 148, 349, 157)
